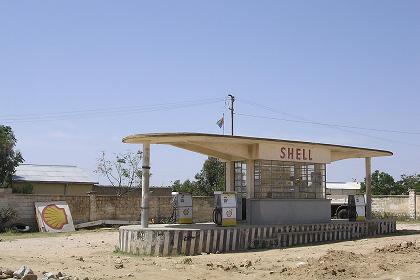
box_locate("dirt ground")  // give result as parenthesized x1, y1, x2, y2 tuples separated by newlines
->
(1, 223, 420, 280)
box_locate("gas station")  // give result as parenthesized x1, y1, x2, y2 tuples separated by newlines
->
(119, 132, 396, 256)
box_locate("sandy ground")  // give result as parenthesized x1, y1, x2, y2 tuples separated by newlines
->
(0, 223, 420, 280)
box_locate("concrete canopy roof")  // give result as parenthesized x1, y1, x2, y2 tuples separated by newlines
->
(122, 132, 393, 163)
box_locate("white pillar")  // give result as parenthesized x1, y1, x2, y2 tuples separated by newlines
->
(365, 157, 372, 220)
(246, 160, 255, 199)
(408, 189, 416, 219)
(141, 142, 151, 228)
(225, 161, 235, 192)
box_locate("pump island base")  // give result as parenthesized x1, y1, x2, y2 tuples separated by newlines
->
(119, 133, 396, 256)
(119, 220, 396, 256)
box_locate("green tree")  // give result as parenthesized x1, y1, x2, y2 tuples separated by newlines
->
(195, 157, 225, 196)
(0, 125, 24, 188)
(397, 174, 420, 193)
(361, 170, 397, 195)
(171, 157, 225, 196)
(172, 179, 196, 193)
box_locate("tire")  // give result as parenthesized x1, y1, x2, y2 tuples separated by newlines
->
(337, 208, 348, 219)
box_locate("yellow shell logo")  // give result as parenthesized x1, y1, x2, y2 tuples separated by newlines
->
(41, 204, 69, 230)
(226, 209, 233, 217)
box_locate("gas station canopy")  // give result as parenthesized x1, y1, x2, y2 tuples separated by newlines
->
(118, 133, 397, 256)
(122, 132, 392, 163)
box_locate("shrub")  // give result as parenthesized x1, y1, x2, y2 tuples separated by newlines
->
(0, 207, 18, 232)
(372, 211, 410, 221)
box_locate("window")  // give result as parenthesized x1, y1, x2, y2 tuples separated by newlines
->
(254, 160, 325, 199)
(234, 161, 247, 197)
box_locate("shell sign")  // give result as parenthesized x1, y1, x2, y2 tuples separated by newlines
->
(35, 201, 75, 232)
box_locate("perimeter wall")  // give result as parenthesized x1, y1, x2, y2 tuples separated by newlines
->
(371, 190, 417, 219)
(0, 189, 213, 230)
(0, 188, 417, 231)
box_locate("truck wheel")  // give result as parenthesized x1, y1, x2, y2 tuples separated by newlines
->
(337, 208, 348, 219)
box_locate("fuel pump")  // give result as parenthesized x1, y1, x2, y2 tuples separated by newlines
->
(348, 195, 357, 221)
(347, 195, 366, 221)
(171, 192, 193, 224)
(213, 191, 237, 226)
(354, 195, 366, 221)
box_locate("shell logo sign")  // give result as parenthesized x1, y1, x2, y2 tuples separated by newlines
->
(35, 201, 75, 232)
(182, 208, 190, 216)
(225, 209, 233, 218)
(41, 204, 69, 230)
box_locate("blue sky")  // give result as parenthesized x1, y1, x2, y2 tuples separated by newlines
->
(1, 1, 419, 185)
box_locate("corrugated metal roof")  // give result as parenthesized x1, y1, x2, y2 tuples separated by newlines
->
(13, 164, 98, 184)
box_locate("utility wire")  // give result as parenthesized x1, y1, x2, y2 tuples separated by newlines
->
(235, 112, 420, 148)
(1, 98, 224, 119)
(236, 97, 420, 147)
(1, 98, 225, 124)
(237, 97, 387, 140)
(238, 98, 420, 135)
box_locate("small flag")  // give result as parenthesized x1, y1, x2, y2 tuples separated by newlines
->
(216, 115, 224, 128)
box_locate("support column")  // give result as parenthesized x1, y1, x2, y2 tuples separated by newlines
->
(87, 191, 97, 222)
(365, 157, 372, 220)
(141, 142, 151, 228)
(246, 160, 255, 199)
(408, 189, 416, 220)
(245, 160, 255, 224)
(225, 161, 235, 192)
(321, 167, 326, 198)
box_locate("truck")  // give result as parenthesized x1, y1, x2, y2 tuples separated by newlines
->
(326, 182, 361, 219)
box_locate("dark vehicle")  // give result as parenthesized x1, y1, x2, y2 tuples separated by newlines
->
(326, 182, 361, 219)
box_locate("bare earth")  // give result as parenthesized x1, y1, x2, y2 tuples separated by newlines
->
(1, 223, 420, 280)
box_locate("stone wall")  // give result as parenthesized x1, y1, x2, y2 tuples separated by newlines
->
(372, 190, 417, 219)
(189, 196, 215, 222)
(0, 188, 214, 230)
(0, 188, 91, 228)
(0, 187, 417, 231)
(92, 185, 172, 196)
(417, 195, 420, 218)
(91, 194, 141, 221)
(372, 196, 409, 216)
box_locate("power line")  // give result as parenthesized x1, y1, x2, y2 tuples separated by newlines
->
(237, 97, 382, 140)
(238, 98, 420, 136)
(238, 97, 311, 123)
(1, 98, 225, 124)
(235, 112, 420, 148)
(1, 98, 224, 119)
(237, 97, 420, 147)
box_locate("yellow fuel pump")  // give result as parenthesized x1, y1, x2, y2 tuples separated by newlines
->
(171, 192, 193, 224)
(213, 191, 237, 226)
